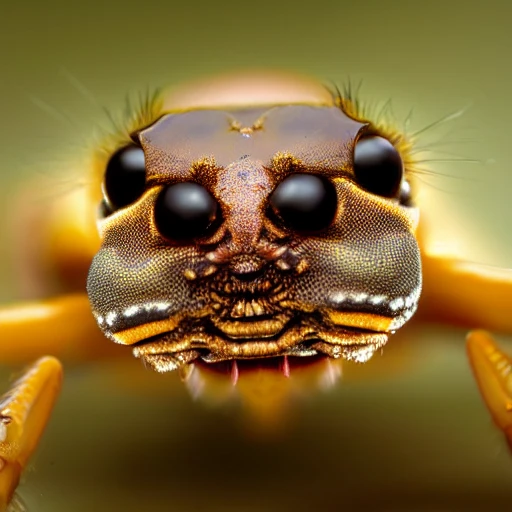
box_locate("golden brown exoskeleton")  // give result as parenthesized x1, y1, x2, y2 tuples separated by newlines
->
(0, 71, 510, 508)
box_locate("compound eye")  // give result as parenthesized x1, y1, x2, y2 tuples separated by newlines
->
(269, 173, 337, 232)
(104, 145, 146, 210)
(154, 182, 219, 241)
(353, 136, 403, 198)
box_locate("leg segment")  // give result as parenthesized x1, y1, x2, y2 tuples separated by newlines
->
(0, 357, 62, 510)
(466, 330, 512, 451)
(420, 254, 512, 333)
(0, 294, 119, 363)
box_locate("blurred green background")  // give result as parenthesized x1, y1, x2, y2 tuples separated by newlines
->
(1, 1, 512, 510)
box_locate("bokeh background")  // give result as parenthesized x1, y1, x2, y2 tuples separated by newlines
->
(1, 1, 512, 510)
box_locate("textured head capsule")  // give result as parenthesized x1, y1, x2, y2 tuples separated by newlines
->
(87, 73, 421, 380)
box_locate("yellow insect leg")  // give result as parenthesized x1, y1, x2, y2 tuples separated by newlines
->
(466, 330, 512, 450)
(420, 254, 512, 333)
(0, 357, 62, 510)
(0, 294, 119, 363)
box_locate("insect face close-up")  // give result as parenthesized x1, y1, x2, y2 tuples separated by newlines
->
(2, 2, 512, 510)
(0, 69, 509, 510)
(90, 94, 421, 378)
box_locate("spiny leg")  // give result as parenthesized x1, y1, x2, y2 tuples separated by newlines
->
(0, 357, 62, 510)
(466, 330, 512, 451)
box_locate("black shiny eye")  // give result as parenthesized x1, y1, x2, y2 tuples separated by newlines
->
(104, 145, 146, 210)
(353, 136, 403, 198)
(269, 173, 337, 232)
(154, 182, 219, 241)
